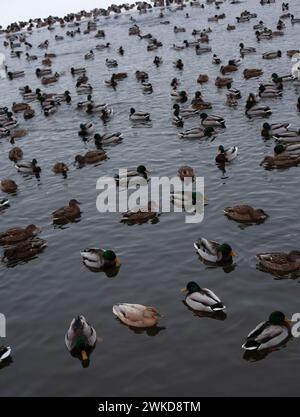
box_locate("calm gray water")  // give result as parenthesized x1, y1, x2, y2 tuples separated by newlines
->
(0, 0, 300, 397)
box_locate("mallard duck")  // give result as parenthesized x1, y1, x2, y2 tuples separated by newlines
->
(0, 179, 17, 194)
(65, 316, 96, 365)
(52, 199, 81, 223)
(257, 251, 300, 273)
(258, 85, 282, 98)
(215, 145, 238, 163)
(200, 113, 225, 128)
(239, 43, 256, 54)
(263, 50, 282, 59)
(0, 346, 11, 362)
(78, 122, 94, 137)
(170, 90, 188, 102)
(173, 104, 198, 118)
(0, 128, 10, 138)
(197, 74, 209, 84)
(142, 82, 153, 93)
(86, 103, 107, 114)
(215, 76, 232, 88)
(94, 132, 123, 146)
(135, 71, 149, 81)
(181, 282, 225, 313)
(112, 304, 160, 328)
(226, 83, 241, 98)
(24, 108, 35, 119)
(212, 54, 222, 64)
(260, 155, 300, 168)
(75, 150, 107, 166)
(81, 249, 120, 269)
(115, 165, 149, 187)
(53, 162, 69, 177)
(274, 130, 300, 143)
(2, 237, 47, 264)
(224, 205, 268, 222)
(0, 224, 41, 245)
(105, 58, 118, 67)
(179, 127, 215, 139)
(287, 49, 299, 58)
(220, 65, 238, 75)
(15, 159, 41, 174)
(121, 202, 159, 224)
(95, 42, 110, 50)
(227, 24, 236, 31)
(246, 106, 272, 118)
(172, 43, 185, 51)
(71, 67, 86, 76)
(43, 104, 57, 116)
(242, 311, 291, 351)
(8, 147, 23, 161)
(0, 199, 10, 211)
(274, 143, 300, 156)
(177, 166, 195, 180)
(195, 45, 212, 55)
(84, 50, 94, 60)
(261, 122, 290, 138)
(194, 238, 236, 264)
(244, 69, 263, 79)
(129, 108, 151, 121)
(12, 102, 30, 113)
(173, 109, 184, 127)
(76, 83, 93, 94)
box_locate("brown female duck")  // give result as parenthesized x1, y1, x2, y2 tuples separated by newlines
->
(256, 251, 300, 273)
(0, 179, 18, 193)
(224, 205, 268, 223)
(261, 155, 300, 168)
(8, 147, 23, 162)
(177, 165, 195, 180)
(52, 199, 81, 223)
(2, 238, 47, 264)
(0, 224, 41, 245)
(74, 150, 107, 166)
(53, 162, 69, 177)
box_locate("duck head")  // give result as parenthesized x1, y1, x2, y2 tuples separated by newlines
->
(181, 281, 201, 294)
(103, 249, 121, 268)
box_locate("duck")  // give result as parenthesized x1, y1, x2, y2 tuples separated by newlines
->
(174, 59, 184, 70)
(173, 109, 184, 127)
(287, 49, 299, 58)
(242, 311, 291, 351)
(112, 304, 160, 328)
(227, 24, 236, 31)
(0, 127, 11, 137)
(261, 155, 300, 168)
(105, 58, 118, 67)
(129, 108, 151, 121)
(115, 165, 149, 186)
(121, 202, 159, 224)
(0, 179, 17, 193)
(173, 104, 198, 118)
(0, 199, 10, 211)
(84, 50, 94, 60)
(2, 237, 47, 264)
(272, 73, 294, 83)
(212, 54, 222, 64)
(291, 15, 300, 24)
(256, 251, 300, 273)
(246, 106, 272, 118)
(258, 85, 282, 98)
(0, 346, 11, 362)
(179, 127, 215, 139)
(24, 108, 35, 119)
(195, 45, 212, 55)
(53, 162, 69, 177)
(194, 238, 236, 264)
(142, 82, 153, 93)
(10, 130, 27, 142)
(172, 43, 185, 51)
(0, 224, 41, 245)
(71, 67, 86, 76)
(261, 122, 290, 138)
(224, 205, 268, 223)
(12, 102, 30, 113)
(94, 132, 123, 146)
(244, 69, 263, 79)
(52, 199, 81, 223)
(215, 145, 238, 163)
(76, 83, 93, 94)
(135, 71, 149, 81)
(262, 50, 282, 59)
(65, 316, 96, 365)
(170, 90, 188, 102)
(15, 159, 41, 175)
(274, 143, 300, 157)
(220, 65, 238, 75)
(274, 130, 300, 143)
(78, 122, 94, 137)
(80, 249, 120, 270)
(74, 150, 107, 166)
(215, 76, 232, 88)
(177, 166, 195, 180)
(8, 147, 23, 162)
(85, 103, 107, 114)
(181, 282, 225, 313)
(226, 83, 241, 98)
(95, 42, 110, 50)
(239, 43, 256, 54)
(100, 108, 113, 122)
(200, 113, 225, 128)
(197, 74, 209, 84)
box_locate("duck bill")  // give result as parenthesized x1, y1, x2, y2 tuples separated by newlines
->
(115, 257, 121, 267)
(81, 350, 88, 361)
(180, 287, 188, 293)
(230, 251, 237, 257)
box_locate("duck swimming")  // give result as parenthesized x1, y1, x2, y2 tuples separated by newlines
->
(129, 108, 151, 121)
(200, 113, 225, 128)
(0, 224, 41, 245)
(52, 199, 81, 223)
(2, 237, 47, 264)
(115, 165, 149, 187)
(65, 316, 96, 366)
(75, 150, 107, 166)
(215, 145, 238, 163)
(0, 179, 17, 193)
(53, 162, 69, 177)
(80, 248, 120, 270)
(256, 251, 300, 274)
(194, 238, 236, 264)
(261, 122, 290, 138)
(181, 281, 225, 313)
(112, 304, 161, 328)
(242, 311, 291, 351)
(8, 147, 23, 162)
(15, 158, 41, 175)
(224, 205, 268, 223)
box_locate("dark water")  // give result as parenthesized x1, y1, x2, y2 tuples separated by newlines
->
(0, 0, 300, 397)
